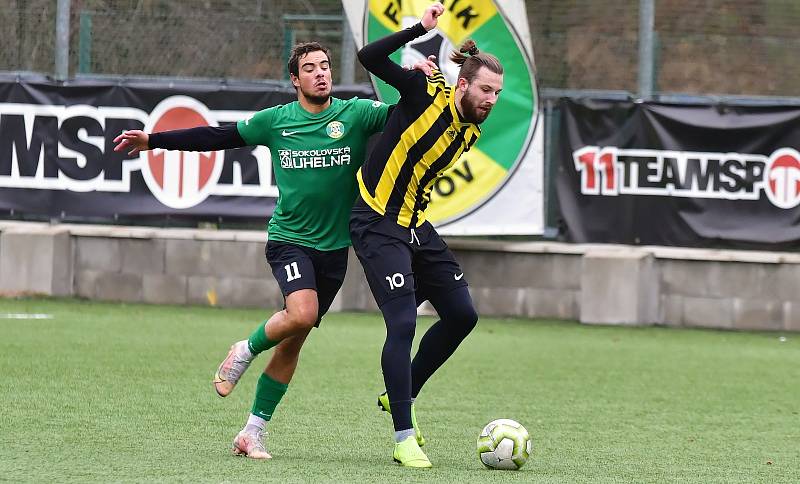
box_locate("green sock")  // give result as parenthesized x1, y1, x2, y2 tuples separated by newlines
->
(247, 320, 278, 355)
(251, 373, 289, 421)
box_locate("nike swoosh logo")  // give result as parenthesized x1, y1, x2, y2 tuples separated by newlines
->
(454, 273, 464, 280)
(282, 130, 299, 136)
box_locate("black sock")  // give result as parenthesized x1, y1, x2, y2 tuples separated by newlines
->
(411, 286, 478, 397)
(379, 293, 417, 431)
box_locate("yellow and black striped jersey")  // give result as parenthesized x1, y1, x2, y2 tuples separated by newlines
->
(357, 23, 481, 228)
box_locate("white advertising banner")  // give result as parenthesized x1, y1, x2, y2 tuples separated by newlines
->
(343, 0, 544, 235)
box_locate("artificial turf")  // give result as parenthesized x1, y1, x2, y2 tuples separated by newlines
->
(1, 297, 797, 482)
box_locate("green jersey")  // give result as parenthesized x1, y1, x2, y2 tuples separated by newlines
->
(237, 97, 390, 251)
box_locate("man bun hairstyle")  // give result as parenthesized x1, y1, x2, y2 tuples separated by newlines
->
(449, 39, 503, 82)
(450, 39, 480, 64)
(288, 41, 331, 77)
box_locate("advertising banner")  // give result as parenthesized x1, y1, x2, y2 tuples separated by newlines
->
(343, 0, 544, 235)
(0, 77, 372, 221)
(557, 98, 800, 249)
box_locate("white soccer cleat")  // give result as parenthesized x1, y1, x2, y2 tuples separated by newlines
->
(232, 430, 272, 460)
(213, 340, 253, 397)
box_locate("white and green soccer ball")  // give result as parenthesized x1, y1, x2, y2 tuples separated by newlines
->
(477, 418, 532, 470)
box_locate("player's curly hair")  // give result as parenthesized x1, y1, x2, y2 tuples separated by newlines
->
(288, 42, 331, 77)
(449, 39, 503, 82)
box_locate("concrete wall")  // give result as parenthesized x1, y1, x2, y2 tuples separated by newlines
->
(0, 225, 72, 296)
(1, 221, 799, 332)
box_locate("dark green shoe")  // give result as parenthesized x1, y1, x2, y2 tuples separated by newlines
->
(377, 392, 426, 447)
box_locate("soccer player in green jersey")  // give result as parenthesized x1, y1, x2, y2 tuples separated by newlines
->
(114, 43, 434, 460)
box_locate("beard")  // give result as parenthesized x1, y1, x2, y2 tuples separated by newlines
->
(301, 86, 331, 106)
(460, 90, 493, 124)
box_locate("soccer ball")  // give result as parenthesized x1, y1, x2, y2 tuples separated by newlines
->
(476, 419, 532, 470)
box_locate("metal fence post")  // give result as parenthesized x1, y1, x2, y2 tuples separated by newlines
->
(78, 11, 92, 74)
(543, 98, 561, 237)
(638, 0, 655, 98)
(55, 0, 71, 80)
(340, 17, 355, 85)
(283, 24, 294, 81)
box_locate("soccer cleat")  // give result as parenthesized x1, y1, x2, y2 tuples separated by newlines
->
(232, 430, 272, 460)
(393, 436, 432, 468)
(213, 340, 253, 397)
(377, 392, 426, 446)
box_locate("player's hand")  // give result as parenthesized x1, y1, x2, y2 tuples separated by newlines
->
(421, 2, 444, 31)
(403, 55, 439, 77)
(113, 130, 149, 155)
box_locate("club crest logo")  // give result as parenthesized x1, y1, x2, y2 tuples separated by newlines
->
(326, 120, 345, 139)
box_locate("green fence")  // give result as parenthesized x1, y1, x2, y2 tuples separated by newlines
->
(3, 0, 800, 96)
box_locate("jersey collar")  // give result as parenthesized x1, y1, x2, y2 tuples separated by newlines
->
(296, 97, 339, 119)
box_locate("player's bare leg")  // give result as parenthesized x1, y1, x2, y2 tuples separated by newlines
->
(264, 289, 319, 342)
(214, 290, 317, 397)
(264, 330, 311, 384)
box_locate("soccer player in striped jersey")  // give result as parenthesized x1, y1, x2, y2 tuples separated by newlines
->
(114, 43, 434, 461)
(351, 2, 504, 467)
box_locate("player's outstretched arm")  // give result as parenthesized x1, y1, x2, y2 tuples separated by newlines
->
(113, 130, 149, 155)
(357, 2, 444, 93)
(113, 125, 247, 155)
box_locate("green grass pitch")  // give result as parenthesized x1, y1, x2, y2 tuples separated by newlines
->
(1, 297, 798, 483)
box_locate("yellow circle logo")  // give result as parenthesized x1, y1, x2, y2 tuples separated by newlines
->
(364, 0, 538, 226)
(326, 121, 345, 139)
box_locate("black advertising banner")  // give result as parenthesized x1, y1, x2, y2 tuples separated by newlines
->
(0, 76, 372, 222)
(557, 98, 800, 250)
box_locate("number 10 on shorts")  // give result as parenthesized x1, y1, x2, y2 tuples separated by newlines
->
(285, 262, 301, 282)
(385, 272, 405, 290)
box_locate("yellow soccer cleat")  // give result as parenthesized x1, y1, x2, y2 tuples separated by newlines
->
(393, 436, 432, 468)
(378, 392, 426, 446)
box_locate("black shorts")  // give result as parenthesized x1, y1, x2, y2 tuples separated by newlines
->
(349, 207, 467, 307)
(265, 241, 348, 326)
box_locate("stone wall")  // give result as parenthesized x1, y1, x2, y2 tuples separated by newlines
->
(1, 221, 798, 332)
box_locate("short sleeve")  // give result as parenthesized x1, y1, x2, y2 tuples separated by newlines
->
(355, 98, 391, 136)
(236, 107, 274, 146)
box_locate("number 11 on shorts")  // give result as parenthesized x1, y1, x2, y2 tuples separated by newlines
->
(285, 261, 301, 282)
